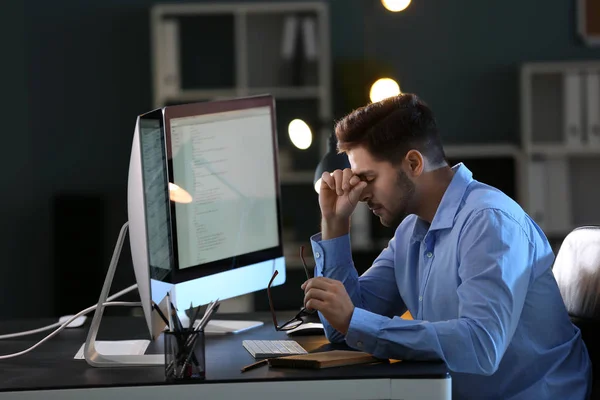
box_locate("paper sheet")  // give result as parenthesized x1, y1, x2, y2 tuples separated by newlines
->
(74, 340, 151, 360)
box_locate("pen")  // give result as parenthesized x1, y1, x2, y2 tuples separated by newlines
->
(240, 359, 269, 373)
(152, 302, 169, 326)
(166, 293, 174, 331)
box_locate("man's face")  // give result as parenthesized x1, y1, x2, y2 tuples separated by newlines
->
(348, 146, 416, 228)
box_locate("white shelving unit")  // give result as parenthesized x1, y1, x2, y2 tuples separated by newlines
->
(520, 61, 600, 236)
(150, 2, 331, 271)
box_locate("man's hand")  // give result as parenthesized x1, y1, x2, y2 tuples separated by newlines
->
(319, 168, 367, 239)
(301, 277, 355, 335)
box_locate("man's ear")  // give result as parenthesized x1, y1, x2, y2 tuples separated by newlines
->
(404, 150, 424, 177)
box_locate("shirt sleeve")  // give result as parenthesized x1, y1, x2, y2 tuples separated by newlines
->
(310, 233, 406, 343)
(344, 209, 533, 376)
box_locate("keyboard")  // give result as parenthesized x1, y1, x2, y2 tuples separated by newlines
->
(242, 340, 308, 359)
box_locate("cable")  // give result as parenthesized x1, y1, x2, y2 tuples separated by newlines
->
(0, 301, 141, 360)
(0, 283, 138, 340)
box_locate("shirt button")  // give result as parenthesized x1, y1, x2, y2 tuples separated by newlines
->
(426, 252, 433, 258)
(315, 252, 321, 259)
(419, 296, 423, 302)
(356, 341, 363, 348)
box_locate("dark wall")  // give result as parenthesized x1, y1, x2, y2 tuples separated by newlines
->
(362, 1, 600, 144)
(1, 0, 599, 317)
(0, 2, 38, 316)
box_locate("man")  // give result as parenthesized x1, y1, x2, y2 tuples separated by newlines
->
(302, 93, 591, 399)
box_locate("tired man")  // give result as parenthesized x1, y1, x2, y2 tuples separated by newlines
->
(302, 93, 591, 399)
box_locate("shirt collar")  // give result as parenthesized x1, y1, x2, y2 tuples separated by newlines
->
(429, 163, 473, 231)
(410, 163, 473, 241)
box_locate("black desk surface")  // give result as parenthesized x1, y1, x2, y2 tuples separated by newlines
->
(0, 312, 448, 392)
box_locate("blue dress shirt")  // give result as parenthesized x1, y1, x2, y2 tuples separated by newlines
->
(310, 163, 591, 400)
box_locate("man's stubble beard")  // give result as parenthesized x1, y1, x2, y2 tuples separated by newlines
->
(382, 169, 416, 228)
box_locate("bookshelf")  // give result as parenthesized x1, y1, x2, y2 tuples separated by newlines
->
(520, 61, 600, 237)
(150, 2, 332, 273)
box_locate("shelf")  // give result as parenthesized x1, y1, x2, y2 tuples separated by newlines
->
(522, 61, 600, 75)
(444, 144, 520, 158)
(527, 144, 600, 157)
(248, 86, 321, 99)
(246, 12, 320, 88)
(161, 89, 239, 104)
(161, 87, 322, 105)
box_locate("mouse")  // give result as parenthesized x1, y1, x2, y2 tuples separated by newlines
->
(285, 322, 324, 336)
(59, 315, 88, 328)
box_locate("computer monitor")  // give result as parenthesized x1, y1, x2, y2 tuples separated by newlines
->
(130, 95, 287, 338)
(84, 95, 286, 368)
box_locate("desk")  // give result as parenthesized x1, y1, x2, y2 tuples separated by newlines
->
(0, 313, 451, 400)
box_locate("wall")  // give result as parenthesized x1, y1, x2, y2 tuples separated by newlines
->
(0, 1, 37, 316)
(1, 0, 599, 317)
(362, 0, 600, 144)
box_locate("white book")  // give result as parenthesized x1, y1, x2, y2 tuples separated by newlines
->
(545, 157, 572, 235)
(302, 17, 318, 61)
(281, 16, 299, 60)
(161, 20, 180, 97)
(585, 71, 600, 147)
(563, 72, 584, 148)
(527, 159, 547, 231)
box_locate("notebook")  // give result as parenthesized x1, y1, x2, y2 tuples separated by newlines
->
(268, 350, 384, 369)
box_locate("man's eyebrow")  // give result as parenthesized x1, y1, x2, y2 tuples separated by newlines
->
(354, 170, 376, 179)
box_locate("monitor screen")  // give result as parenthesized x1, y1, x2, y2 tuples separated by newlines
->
(168, 106, 280, 272)
(132, 95, 285, 319)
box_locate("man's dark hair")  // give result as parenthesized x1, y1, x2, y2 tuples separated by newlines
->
(335, 93, 446, 167)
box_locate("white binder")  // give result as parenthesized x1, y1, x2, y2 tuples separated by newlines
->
(545, 157, 572, 235)
(585, 71, 600, 148)
(160, 20, 180, 98)
(527, 159, 547, 230)
(564, 72, 584, 148)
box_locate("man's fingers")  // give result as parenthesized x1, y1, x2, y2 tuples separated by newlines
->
(302, 276, 339, 292)
(304, 287, 330, 303)
(348, 181, 367, 206)
(349, 175, 361, 187)
(332, 169, 344, 196)
(342, 168, 354, 192)
(321, 171, 335, 191)
(305, 298, 325, 312)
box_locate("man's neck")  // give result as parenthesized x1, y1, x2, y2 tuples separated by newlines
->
(415, 166, 455, 224)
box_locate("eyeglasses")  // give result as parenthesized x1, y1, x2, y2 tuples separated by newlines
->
(267, 245, 316, 331)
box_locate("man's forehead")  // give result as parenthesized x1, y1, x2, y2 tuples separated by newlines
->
(348, 148, 376, 174)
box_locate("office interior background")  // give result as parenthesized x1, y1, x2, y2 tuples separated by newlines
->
(2, 0, 600, 319)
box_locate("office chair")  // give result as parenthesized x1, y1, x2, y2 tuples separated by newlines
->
(552, 226, 600, 397)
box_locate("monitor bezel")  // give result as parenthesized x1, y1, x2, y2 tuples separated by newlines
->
(163, 95, 284, 284)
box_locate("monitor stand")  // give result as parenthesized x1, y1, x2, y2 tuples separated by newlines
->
(83, 222, 163, 367)
(83, 222, 265, 367)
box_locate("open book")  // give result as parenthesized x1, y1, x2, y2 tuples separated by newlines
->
(268, 350, 385, 369)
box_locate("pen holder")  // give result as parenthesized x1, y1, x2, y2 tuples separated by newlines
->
(164, 328, 206, 382)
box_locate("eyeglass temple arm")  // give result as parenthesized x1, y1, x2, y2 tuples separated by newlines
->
(267, 270, 280, 330)
(300, 245, 311, 281)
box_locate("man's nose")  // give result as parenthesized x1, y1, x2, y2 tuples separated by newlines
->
(360, 189, 371, 203)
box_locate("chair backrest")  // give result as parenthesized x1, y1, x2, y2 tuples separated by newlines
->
(553, 226, 600, 395)
(552, 226, 600, 320)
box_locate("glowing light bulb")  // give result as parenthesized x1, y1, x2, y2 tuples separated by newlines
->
(381, 0, 412, 12)
(288, 119, 312, 150)
(369, 78, 401, 103)
(169, 182, 192, 204)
